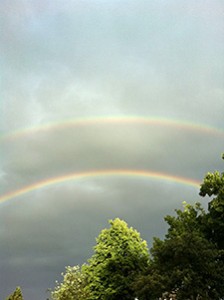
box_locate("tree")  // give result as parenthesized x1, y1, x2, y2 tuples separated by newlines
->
(132, 265, 169, 300)
(83, 218, 150, 300)
(5, 287, 23, 300)
(51, 265, 91, 300)
(134, 203, 224, 299)
(199, 154, 224, 249)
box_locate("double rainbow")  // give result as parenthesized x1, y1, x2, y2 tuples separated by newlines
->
(1, 115, 217, 204)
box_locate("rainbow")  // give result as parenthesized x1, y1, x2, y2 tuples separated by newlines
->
(0, 169, 201, 204)
(1, 115, 224, 142)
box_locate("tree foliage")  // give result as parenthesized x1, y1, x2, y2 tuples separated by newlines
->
(84, 218, 150, 300)
(134, 155, 224, 300)
(5, 287, 23, 300)
(134, 202, 224, 299)
(51, 265, 91, 300)
(199, 155, 224, 249)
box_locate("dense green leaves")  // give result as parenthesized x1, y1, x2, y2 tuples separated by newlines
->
(155, 204, 224, 299)
(5, 287, 23, 300)
(199, 157, 224, 249)
(84, 218, 150, 300)
(134, 155, 224, 299)
(51, 265, 91, 300)
(134, 202, 224, 299)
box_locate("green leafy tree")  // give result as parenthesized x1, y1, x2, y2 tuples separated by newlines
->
(199, 154, 224, 249)
(51, 265, 91, 300)
(132, 265, 168, 300)
(5, 287, 23, 300)
(134, 203, 224, 299)
(84, 218, 150, 300)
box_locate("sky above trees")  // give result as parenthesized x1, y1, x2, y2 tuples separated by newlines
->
(1, 1, 224, 299)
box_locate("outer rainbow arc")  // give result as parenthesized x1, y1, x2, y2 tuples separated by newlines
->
(2, 115, 224, 142)
(0, 169, 201, 204)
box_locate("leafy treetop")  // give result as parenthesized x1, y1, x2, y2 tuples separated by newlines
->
(84, 218, 150, 300)
(5, 287, 23, 300)
(199, 154, 224, 249)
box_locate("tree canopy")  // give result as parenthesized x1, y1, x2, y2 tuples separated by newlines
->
(83, 218, 150, 300)
(5, 287, 23, 300)
(134, 154, 224, 300)
(199, 157, 224, 249)
(134, 202, 224, 299)
(51, 265, 91, 300)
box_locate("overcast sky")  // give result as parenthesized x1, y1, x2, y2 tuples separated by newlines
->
(1, 1, 224, 299)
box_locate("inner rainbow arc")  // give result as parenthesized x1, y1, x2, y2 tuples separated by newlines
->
(0, 169, 201, 204)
